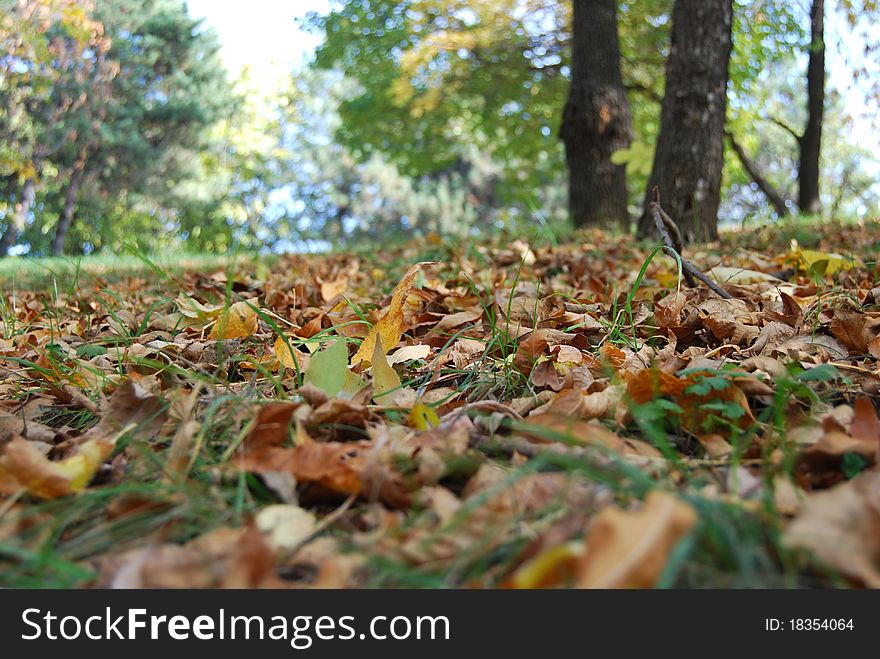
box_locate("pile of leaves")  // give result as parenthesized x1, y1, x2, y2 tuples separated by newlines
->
(2, 222, 880, 588)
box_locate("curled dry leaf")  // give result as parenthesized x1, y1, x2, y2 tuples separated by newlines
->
(0, 434, 112, 498)
(698, 298, 760, 346)
(0, 378, 167, 498)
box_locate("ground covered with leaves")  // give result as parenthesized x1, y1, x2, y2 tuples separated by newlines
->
(2, 221, 880, 588)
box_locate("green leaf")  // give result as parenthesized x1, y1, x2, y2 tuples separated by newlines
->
(796, 364, 842, 383)
(304, 339, 348, 397)
(75, 344, 107, 358)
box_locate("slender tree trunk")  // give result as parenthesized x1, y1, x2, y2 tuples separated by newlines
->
(726, 133, 791, 217)
(0, 175, 37, 256)
(559, 0, 632, 229)
(798, 0, 824, 214)
(637, 0, 733, 243)
(52, 157, 86, 256)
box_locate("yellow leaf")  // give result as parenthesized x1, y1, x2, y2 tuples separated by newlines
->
(511, 541, 583, 589)
(209, 300, 259, 339)
(796, 249, 859, 276)
(371, 338, 402, 405)
(273, 335, 310, 372)
(351, 262, 434, 365)
(0, 436, 113, 499)
(408, 402, 441, 430)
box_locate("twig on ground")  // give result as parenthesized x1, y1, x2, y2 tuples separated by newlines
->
(650, 188, 733, 300)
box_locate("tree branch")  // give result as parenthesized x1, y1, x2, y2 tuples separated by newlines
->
(763, 116, 803, 143)
(650, 188, 733, 300)
(725, 131, 791, 218)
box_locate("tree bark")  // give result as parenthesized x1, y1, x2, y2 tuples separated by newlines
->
(726, 132, 791, 217)
(559, 0, 632, 229)
(0, 175, 37, 256)
(637, 0, 733, 243)
(798, 0, 824, 214)
(52, 156, 86, 256)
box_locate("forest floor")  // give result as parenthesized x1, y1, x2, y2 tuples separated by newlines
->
(2, 218, 880, 588)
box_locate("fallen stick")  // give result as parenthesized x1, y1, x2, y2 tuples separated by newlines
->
(649, 189, 733, 300)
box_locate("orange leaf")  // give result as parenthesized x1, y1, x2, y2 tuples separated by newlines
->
(626, 369, 688, 404)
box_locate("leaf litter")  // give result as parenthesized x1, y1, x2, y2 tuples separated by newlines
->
(2, 223, 880, 588)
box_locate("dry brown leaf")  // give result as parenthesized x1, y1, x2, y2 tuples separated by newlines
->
(577, 491, 697, 588)
(522, 414, 662, 458)
(698, 298, 760, 346)
(784, 469, 880, 587)
(106, 524, 282, 589)
(829, 309, 880, 354)
(320, 276, 348, 302)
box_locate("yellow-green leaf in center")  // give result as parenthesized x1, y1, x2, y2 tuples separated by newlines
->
(371, 337, 402, 405)
(350, 262, 435, 365)
(209, 300, 259, 339)
(303, 339, 348, 397)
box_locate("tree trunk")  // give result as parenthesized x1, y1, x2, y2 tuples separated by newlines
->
(637, 0, 733, 243)
(798, 0, 824, 214)
(52, 158, 86, 256)
(559, 0, 632, 229)
(726, 132, 791, 217)
(0, 175, 37, 256)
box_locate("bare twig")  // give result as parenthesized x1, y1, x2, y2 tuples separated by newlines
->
(650, 188, 733, 300)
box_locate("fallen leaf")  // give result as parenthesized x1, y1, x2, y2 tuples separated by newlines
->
(273, 335, 310, 372)
(371, 338, 409, 405)
(255, 504, 317, 554)
(705, 266, 783, 285)
(351, 262, 434, 365)
(409, 402, 441, 430)
(303, 339, 348, 397)
(830, 309, 880, 354)
(0, 434, 112, 498)
(387, 344, 431, 365)
(794, 248, 859, 276)
(209, 300, 259, 339)
(577, 491, 697, 588)
(784, 469, 880, 587)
